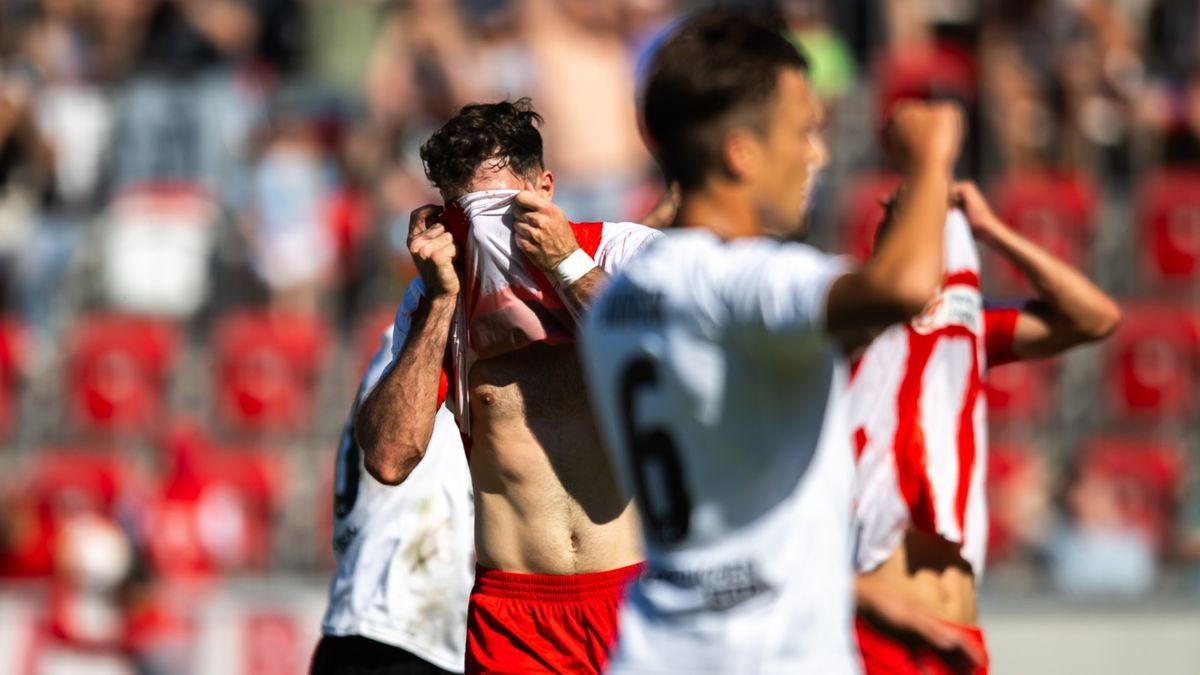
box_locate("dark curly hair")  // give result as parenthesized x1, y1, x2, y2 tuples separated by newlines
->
(420, 98, 545, 199)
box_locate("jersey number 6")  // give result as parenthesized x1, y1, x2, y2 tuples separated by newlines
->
(620, 357, 692, 545)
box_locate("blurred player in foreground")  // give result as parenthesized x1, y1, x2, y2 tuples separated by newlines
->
(849, 183, 1120, 674)
(580, 12, 962, 673)
(313, 282, 474, 675)
(355, 100, 660, 673)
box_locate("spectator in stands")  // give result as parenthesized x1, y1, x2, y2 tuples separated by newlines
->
(0, 21, 53, 317)
(10, 2, 113, 339)
(240, 112, 335, 315)
(782, 0, 857, 104)
(979, 0, 1139, 178)
(526, 0, 652, 221)
(1049, 459, 1158, 598)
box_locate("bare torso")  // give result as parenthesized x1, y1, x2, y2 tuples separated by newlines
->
(862, 528, 978, 625)
(467, 342, 642, 574)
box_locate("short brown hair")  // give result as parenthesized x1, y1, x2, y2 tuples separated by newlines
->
(641, 12, 808, 190)
(420, 98, 545, 197)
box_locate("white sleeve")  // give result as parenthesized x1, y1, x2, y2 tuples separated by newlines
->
(390, 277, 426, 359)
(721, 241, 849, 343)
(355, 326, 397, 405)
(349, 277, 427, 403)
(594, 222, 663, 274)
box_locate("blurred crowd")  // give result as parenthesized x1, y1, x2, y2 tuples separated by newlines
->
(0, 0, 1199, 670)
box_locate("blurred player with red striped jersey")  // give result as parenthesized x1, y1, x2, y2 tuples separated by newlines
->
(849, 182, 1121, 674)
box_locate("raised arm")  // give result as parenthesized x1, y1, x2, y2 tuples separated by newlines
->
(824, 102, 964, 353)
(954, 181, 1121, 359)
(355, 205, 459, 486)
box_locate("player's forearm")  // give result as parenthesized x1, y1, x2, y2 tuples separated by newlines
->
(557, 267, 608, 323)
(356, 297, 456, 485)
(865, 165, 950, 315)
(985, 223, 1120, 342)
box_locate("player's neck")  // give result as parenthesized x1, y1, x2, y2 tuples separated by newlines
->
(675, 185, 761, 241)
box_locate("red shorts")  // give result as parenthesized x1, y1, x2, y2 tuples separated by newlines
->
(856, 614, 989, 675)
(465, 563, 644, 675)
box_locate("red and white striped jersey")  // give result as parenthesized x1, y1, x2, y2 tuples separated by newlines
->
(848, 210, 1018, 576)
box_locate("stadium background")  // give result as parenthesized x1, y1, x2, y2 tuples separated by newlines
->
(0, 0, 1197, 672)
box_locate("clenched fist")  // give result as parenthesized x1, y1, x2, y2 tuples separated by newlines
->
(407, 204, 460, 298)
(883, 101, 963, 176)
(512, 189, 578, 272)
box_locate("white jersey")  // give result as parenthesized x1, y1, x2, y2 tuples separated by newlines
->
(322, 279, 475, 673)
(848, 211, 1018, 576)
(581, 230, 859, 674)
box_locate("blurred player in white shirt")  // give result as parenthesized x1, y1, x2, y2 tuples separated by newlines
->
(313, 279, 475, 675)
(849, 184, 1120, 674)
(580, 12, 963, 673)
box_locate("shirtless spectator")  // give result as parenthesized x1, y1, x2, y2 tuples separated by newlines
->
(355, 99, 658, 674)
(526, 0, 651, 221)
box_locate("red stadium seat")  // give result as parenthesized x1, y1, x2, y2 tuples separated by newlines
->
(984, 360, 1056, 427)
(0, 318, 26, 436)
(1106, 305, 1200, 421)
(328, 186, 375, 286)
(1077, 437, 1187, 554)
(147, 422, 288, 578)
(836, 171, 903, 262)
(0, 449, 137, 578)
(29, 449, 137, 514)
(1137, 169, 1200, 289)
(986, 171, 1097, 293)
(0, 490, 53, 577)
(213, 311, 330, 434)
(67, 315, 179, 434)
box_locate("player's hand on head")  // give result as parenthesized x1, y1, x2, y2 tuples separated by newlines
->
(883, 101, 963, 175)
(407, 203, 460, 298)
(952, 181, 1004, 245)
(512, 188, 578, 271)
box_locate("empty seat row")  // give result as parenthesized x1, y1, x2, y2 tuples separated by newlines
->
(0, 309, 399, 439)
(1, 422, 287, 580)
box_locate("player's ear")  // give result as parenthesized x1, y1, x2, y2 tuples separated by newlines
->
(535, 169, 554, 200)
(723, 128, 761, 182)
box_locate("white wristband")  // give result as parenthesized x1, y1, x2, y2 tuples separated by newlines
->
(553, 248, 598, 288)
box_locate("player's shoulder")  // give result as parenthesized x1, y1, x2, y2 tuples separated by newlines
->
(589, 231, 707, 324)
(612, 229, 718, 284)
(615, 230, 835, 287)
(726, 236, 833, 265)
(593, 220, 664, 264)
(601, 220, 661, 236)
